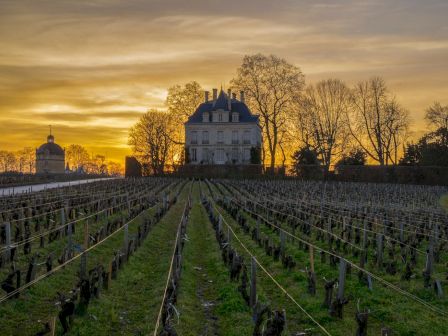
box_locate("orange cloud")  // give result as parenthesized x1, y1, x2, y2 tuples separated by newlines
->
(0, 0, 447, 164)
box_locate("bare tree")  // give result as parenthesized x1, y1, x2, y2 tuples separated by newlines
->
(347, 77, 409, 165)
(0, 150, 17, 172)
(66, 144, 89, 170)
(128, 109, 175, 175)
(296, 79, 352, 172)
(107, 161, 123, 176)
(166, 81, 203, 163)
(88, 154, 107, 174)
(278, 128, 290, 168)
(425, 102, 448, 130)
(231, 54, 305, 169)
(17, 147, 35, 173)
(292, 100, 314, 150)
(383, 99, 410, 164)
(166, 81, 203, 122)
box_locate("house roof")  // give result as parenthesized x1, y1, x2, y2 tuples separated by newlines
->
(186, 89, 259, 124)
(37, 142, 65, 156)
(37, 135, 65, 156)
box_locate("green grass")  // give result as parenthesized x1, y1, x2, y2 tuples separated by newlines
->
(206, 180, 448, 336)
(64, 182, 190, 335)
(175, 182, 252, 336)
(0, 181, 179, 335)
(0, 180, 170, 281)
(1, 178, 447, 335)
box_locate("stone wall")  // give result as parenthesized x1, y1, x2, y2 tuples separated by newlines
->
(35, 155, 65, 174)
(334, 165, 448, 186)
(125, 156, 142, 177)
(175, 164, 263, 178)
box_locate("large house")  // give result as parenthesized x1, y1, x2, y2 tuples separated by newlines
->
(185, 88, 261, 165)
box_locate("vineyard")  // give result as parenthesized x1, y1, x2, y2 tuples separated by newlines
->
(0, 178, 447, 336)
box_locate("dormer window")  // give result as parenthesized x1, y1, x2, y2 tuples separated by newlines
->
(218, 113, 223, 122)
(203, 112, 209, 122)
(232, 112, 239, 122)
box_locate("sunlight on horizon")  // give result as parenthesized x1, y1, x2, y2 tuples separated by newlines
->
(1, 0, 447, 164)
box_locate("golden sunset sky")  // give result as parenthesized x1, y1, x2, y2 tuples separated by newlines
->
(0, 0, 447, 163)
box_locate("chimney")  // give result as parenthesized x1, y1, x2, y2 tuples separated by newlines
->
(227, 89, 231, 111)
(232, 92, 236, 100)
(204, 91, 209, 102)
(240, 91, 245, 103)
(212, 88, 218, 100)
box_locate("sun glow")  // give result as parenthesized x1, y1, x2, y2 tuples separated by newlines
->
(0, 0, 447, 164)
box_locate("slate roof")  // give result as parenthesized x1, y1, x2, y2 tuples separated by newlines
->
(213, 89, 229, 110)
(37, 135, 65, 156)
(186, 89, 259, 124)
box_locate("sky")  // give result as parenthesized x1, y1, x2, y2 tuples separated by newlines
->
(0, 0, 447, 163)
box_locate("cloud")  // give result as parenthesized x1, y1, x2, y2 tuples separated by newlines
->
(0, 0, 447, 162)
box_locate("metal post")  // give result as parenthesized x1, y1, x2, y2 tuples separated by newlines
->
(280, 230, 285, 255)
(362, 219, 368, 249)
(337, 259, 347, 301)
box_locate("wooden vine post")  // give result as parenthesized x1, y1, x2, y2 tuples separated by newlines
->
(4, 222, 11, 261)
(124, 223, 129, 261)
(250, 256, 257, 308)
(80, 218, 89, 279)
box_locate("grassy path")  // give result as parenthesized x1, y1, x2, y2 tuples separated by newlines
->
(65, 183, 189, 335)
(175, 182, 252, 336)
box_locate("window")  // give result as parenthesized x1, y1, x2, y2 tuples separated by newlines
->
(232, 130, 238, 144)
(243, 130, 251, 144)
(231, 148, 239, 162)
(216, 148, 225, 162)
(191, 148, 197, 162)
(244, 148, 250, 162)
(218, 113, 223, 122)
(203, 148, 209, 163)
(217, 131, 224, 144)
(202, 131, 209, 144)
(191, 131, 198, 144)
(202, 112, 209, 122)
(232, 112, 239, 122)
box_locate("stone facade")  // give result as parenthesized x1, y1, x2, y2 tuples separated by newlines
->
(36, 134, 65, 174)
(185, 88, 262, 165)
